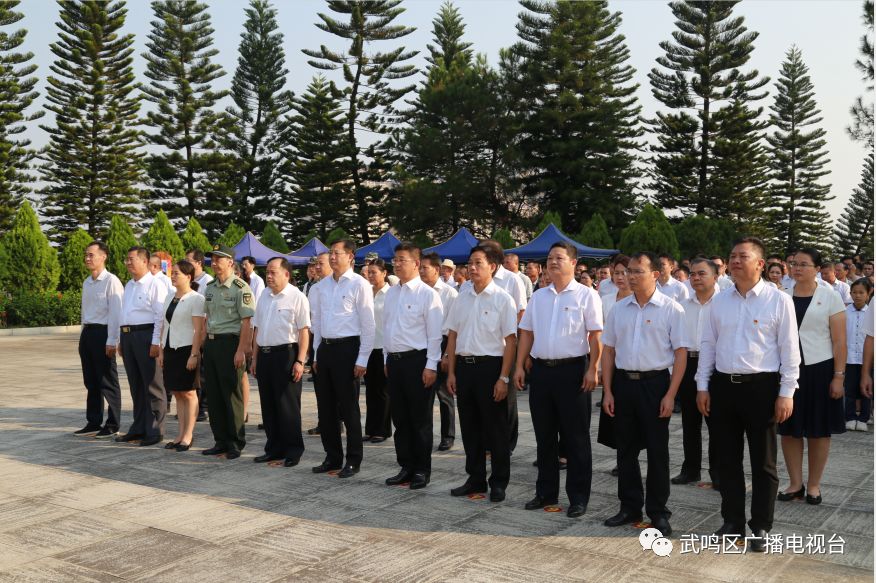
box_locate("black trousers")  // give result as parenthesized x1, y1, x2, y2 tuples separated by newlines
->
(614, 370, 671, 521)
(678, 357, 717, 480)
(197, 354, 208, 416)
(709, 372, 780, 532)
(507, 369, 519, 451)
(364, 349, 391, 438)
(203, 336, 246, 452)
(256, 344, 304, 462)
(315, 340, 363, 467)
(387, 350, 434, 475)
(120, 327, 166, 439)
(530, 358, 592, 507)
(78, 325, 121, 431)
(434, 336, 455, 440)
(456, 357, 510, 489)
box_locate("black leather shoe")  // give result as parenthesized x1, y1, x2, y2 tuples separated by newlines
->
(671, 472, 701, 485)
(338, 465, 360, 478)
(284, 458, 299, 467)
(386, 471, 413, 486)
(139, 435, 162, 447)
(604, 510, 643, 527)
(362, 435, 372, 442)
(175, 442, 191, 452)
(566, 503, 586, 518)
(748, 528, 768, 553)
(714, 523, 744, 538)
(115, 433, 143, 443)
(609, 465, 619, 477)
(254, 454, 282, 463)
(224, 450, 241, 460)
(524, 495, 558, 510)
(409, 473, 429, 489)
(257, 424, 265, 430)
(806, 492, 822, 505)
(437, 438, 454, 451)
(306, 425, 321, 435)
(777, 485, 805, 501)
(164, 441, 180, 450)
(652, 517, 672, 537)
(451, 482, 487, 497)
(370, 436, 387, 443)
(196, 413, 208, 422)
(489, 488, 506, 502)
(202, 446, 228, 456)
(312, 460, 341, 473)
(94, 427, 118, 439)
(73, 425, 101, 435)
(710, 477, 721, 492)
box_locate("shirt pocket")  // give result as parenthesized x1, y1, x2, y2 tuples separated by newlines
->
(750, 311, 778, 344)
(400, 302, 421, 327)
(560, 304, 585, 337)
(336, 294, 355, 315)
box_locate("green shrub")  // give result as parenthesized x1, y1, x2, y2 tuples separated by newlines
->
(59, 229, 93, 291)
(4, 290, 82, 328)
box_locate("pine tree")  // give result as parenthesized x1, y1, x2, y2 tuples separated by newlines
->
(766, 47, 832, 254)
(59, 228, 93, 291)
(534, 210, 563, 235)
(674, 214, 737, 259)
(142, 209, 185, 259)
(216, 222, 246, 248)
(141, 0, 229, 234)
(105, 214, 138, 283)
(576, 214, 614, 249)
(849, 0, 874, 147)
(260, 220, 289, 253)
(0, 1, 42, 234)
(40, 0, 143, 243)
(225, 0, 291, 231)
(325, 226, 351, 245)
(833, 154, 874, 257)
(277, 75, 349, 242)
(648, 1, 769, 220)
(304, 0, 419, 243)
(0, 201, 60, 293)
(491, 227, 515, 250)
(179, 216, 212, 253)
(512, 0, 642, 236)
(618, 204, 680, 258)
(425, 1, 472, 68)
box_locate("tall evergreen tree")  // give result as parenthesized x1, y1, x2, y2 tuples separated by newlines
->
(766, 47, 832, 254)
(576, 214, 614, 249)
(833, 154, 874, 257)
(425, 1, 472, 68)
(0, 1, 41, 234)
(225, 0, 291, 231)
(277, 75, 349, 242)
(59, 228, 93, 291)
(40, 0, 142, 243)
(216, 222, 245, 248)
(179, 216, 212, 253)
(304, 0, 419, 243)
(142, 209, 185, 259)
(260, 220, 289, 253)
(105, 214, 138, 283)
(648, 1, 769, 220)
(849, 0, 874, 147)
(511, 0, 642, 236)
(141, 0, 229, 235)
(618, 204, 679, 258)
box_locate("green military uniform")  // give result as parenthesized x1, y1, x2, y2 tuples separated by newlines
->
(203, 247, 256, 454)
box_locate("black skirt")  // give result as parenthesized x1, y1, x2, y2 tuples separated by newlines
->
(778, 358, 846, 438)
(163, 345, 199, 392)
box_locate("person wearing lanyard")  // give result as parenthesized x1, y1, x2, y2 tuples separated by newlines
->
(602, 251, 687, 536)
(696, 237, 801, 553)
(310, 240, 375, 478)
(251, 257, 311, 467)
(674, 257, 721, 489)
(382, 243, 444, 490)
(515, 241, 603, 519)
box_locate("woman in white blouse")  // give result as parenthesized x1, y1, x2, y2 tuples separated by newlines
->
(363, 259, 392, 442)
(777, 249, 847, 505)
(844, 278, 873, 431)
(157, 261, 206, 451)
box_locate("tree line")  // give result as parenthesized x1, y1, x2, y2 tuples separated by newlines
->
(0, 0, 871, 259)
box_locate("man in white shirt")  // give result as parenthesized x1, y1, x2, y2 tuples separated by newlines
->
(185, 248, 213, 420)
(674, 258, 721, 488)
(696, 237, 801, 552)
(515, 242, 603, 519)
(241, 256, 265, 303)
(712, 255, 735, 290)
(77, 241, 124, 438)
(420, 253, 458, 451)
(382, 243, 444, 490)
(504, 253, 533, 301)
(116, 246, 169, 447)
(310, 240, 375, 478)
(656, 253, 690, 302)
(251, 257, 311, 467)
(149, 254, 175, 294)
(819, 262, 852, 305)
(440, 259, 456, 288)
(597, 264, 617, 297)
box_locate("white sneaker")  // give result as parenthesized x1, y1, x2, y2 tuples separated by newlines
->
(868, 418, 874, 426)
(846, 420, 859, 431)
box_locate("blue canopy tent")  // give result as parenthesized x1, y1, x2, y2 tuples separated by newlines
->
(423, 227, 479, 263)
(289, 237, 329, 259)
(210, 232, 308, 266)
(354, 231, 402, 263)
(508, 224, 618, 260)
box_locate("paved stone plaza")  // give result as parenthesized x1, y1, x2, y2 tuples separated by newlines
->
(0, 334, 872, 582)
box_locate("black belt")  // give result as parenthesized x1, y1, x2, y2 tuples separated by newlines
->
(714, 371, 778, 384)
(259, 343, 295, 354)
(207, 333, 238, 340)
(618, 369, 668, 381)
(322, 336, 358, 345)
(688, 351, 699, 359)
(120, 324, 153, 333)
(534, 356, 587, 368)
(387, 348, 426, 361)
(458, 355, 502, 365)
(82, 323, 107, 329)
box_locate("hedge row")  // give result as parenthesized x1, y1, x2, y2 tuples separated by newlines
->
(0, 291, 82, 328)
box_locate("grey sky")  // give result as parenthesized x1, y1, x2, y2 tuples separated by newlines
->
(20, 0, 871, 223)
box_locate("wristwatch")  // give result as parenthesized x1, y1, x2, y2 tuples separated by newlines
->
(499, 375, 510, 384)
(295, 360, 305, 365)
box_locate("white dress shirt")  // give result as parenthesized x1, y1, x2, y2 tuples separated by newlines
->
(253, 283, 311, 347)
(827, 279, 852, 305)
(865, 305, 875, 338)
(602, 289, 686, 371)
(493, 265, 526, 311)
(598, 278, 617, 297)
(382, 277, 444, 370)
(601, 290, 631, 321)
(194, 272, 213, 296)
(81, 269, 124, 346)
(718, 274, 735, 290)
(160, 290, 205, 349)
(780, 274, 794, 290)
(155, 270, 175, 295)
(846, 303, 870, 365)
(519, 279, 603, 359)
(432, 278, 458, 335)
(121, 272, 168, 345)
(516, 270, 534, 300)
(248, 272, 265, 304)
(372, 283, 390, 350)
(695, 279, 801, 398)
(681, 284, 721, 352)
(657, 276, 690, 303)
(446, 281, 518, 357)
(310, 268, 375, 367)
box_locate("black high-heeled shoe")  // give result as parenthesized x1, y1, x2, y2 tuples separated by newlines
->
(777, 485, 805, 501)
(805, 491, 822, 505)
(175, 441, 192, 452)
(164, 441, 181, 450)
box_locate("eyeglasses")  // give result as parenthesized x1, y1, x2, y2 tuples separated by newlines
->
(788, 262, 815, 268)
(467, 260, 489, 268)
(626, 269, 649, 276)
(391, 258, 413, 265)
(328, 251, 347, 257)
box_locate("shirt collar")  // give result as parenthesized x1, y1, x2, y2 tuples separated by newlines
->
(90, 269, 108, 282)
(734, 278, 766, 298)
(624, 288, 669, 309)
(849, 302, 869, 312)
(687, 283, 720, 306)
(400, 276, 423, 291)
(494, 265, 509, 280)
(271, 283, 293, 298)
(548, 278, 582, 295)
(133, 271, 154, 285)
(465, 280, 498, 296)
(217, 275, 236, 288)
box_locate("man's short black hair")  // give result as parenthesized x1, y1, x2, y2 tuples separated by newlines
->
(469, 243, 503, 273)
(421, 252, 441, 270)
(187, 249, 205, 264)
(630, 251, 659, 271)
(267, 256, 291, 276)
(128, 246, 149, 261)
(731, 237, 766, 259)
(241, 256, 257, 266)
(394, 242, 422, 261)
(87, 241, 109, 255)
(549, 241, 578, 262)
(690, 257, 719, 276)
(332, 239, 356, 255)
